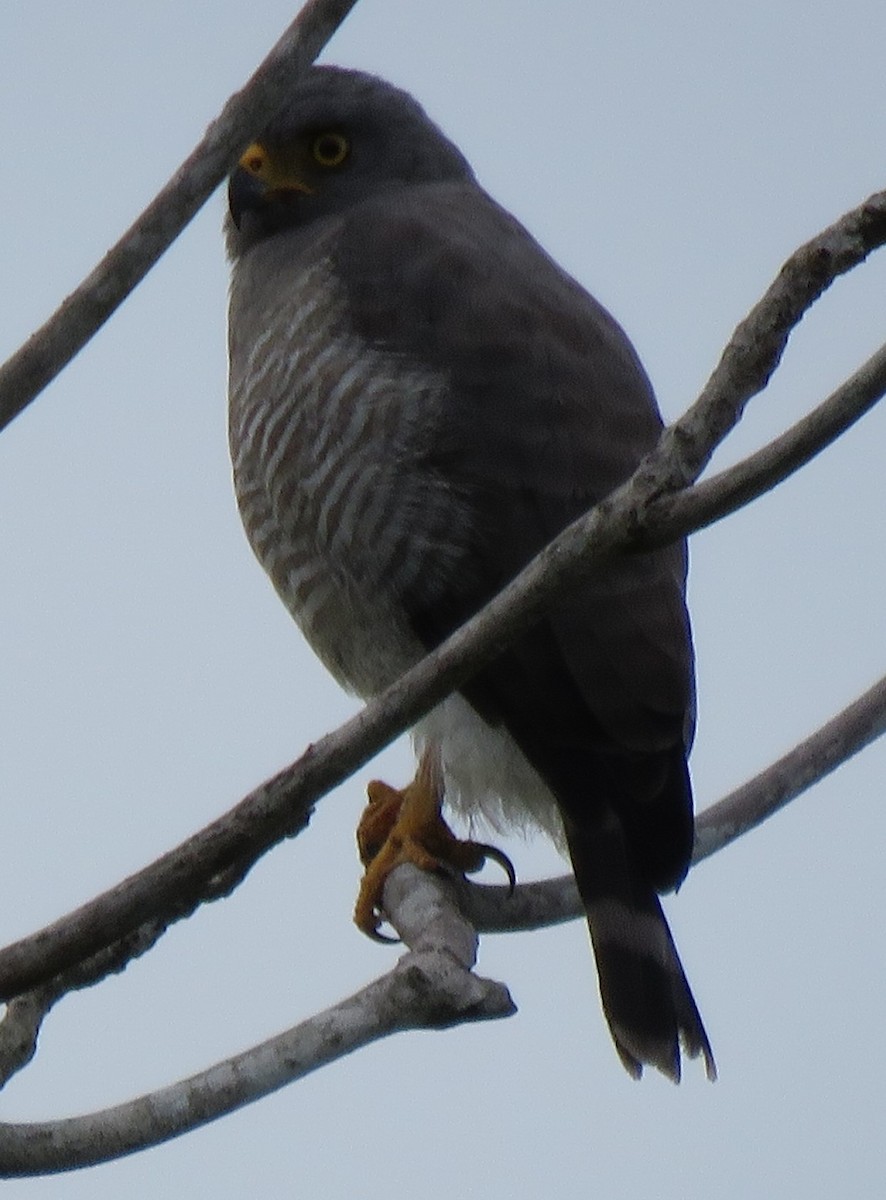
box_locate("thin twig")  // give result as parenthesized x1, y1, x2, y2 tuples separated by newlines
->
(0, 919, 171, 1087)
(648, 191, 886, 491)
(692, 672, 886, 863)
(0, 0, 359, 434)
(650, 338, 886, 538)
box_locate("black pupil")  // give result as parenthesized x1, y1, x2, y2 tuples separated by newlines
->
(317, 135, 343, 162)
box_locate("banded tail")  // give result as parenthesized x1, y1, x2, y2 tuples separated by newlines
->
(565, 813, 716, 1082)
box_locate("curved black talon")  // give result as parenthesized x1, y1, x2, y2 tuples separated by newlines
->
(366, 924, 400, 945)
(473, 843, 517, 895)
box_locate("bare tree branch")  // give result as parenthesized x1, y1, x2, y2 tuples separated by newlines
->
(4, 661, 881, 1104)
(0, 0, 359, 435)
(0, 191, 884, 1004)
(0, 866, 514, 1176)
(1, 668, 883, 1171)
(646, 192, 886, 491)
(691, 672, 886, 863)
(6, 647, 884, 1175)
(0, 993, 55, 1090)
(0, 919, 169, 1088)
(652, 338, 886, 537)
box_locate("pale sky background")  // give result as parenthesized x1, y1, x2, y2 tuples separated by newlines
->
(1, 2, 885, 1196)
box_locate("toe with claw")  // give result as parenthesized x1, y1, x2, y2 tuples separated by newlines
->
(354, 747, 515, 940)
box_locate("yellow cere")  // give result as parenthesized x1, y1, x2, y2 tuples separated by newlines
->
(237, 142, 314, 194)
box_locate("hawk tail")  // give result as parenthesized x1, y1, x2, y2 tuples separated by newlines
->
(565, 816, 716, 1083)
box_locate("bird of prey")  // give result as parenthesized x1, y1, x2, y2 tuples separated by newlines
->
(225, 65, 715, 1083)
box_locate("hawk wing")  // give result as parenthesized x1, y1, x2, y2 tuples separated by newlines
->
(332, 182, 695, 891)
(331, 183, 713, 1079)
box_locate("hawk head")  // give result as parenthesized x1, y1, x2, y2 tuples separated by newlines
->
(226, 66, 474, 254)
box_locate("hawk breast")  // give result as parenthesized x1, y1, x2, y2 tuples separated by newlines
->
(227, 226, 470, 697)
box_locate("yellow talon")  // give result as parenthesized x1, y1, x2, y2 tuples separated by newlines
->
(354, 747, 515, 939)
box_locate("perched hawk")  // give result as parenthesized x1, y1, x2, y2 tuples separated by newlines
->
(225, 65, 714, 1082)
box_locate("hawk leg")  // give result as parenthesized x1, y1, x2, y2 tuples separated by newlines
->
(354, 746, 515, 939)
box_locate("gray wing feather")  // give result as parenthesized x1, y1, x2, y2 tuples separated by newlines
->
(332, 182, 694, 762)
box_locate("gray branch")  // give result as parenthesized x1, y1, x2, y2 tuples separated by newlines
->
(0, 866, 514, 1176)
(691, 672, 886, 864)
(6, 671, 881, 1172)
(0, 0, 359, 434)
(4, 655, 884, 1173)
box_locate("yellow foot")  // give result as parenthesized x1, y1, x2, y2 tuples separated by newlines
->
(354, 747, 515, 940)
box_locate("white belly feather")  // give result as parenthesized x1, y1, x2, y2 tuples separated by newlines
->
(414, 693, 565, 848)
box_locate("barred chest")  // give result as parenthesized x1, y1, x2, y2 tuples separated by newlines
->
(227, 231, 561, 843)
(227, 234, 466, 698)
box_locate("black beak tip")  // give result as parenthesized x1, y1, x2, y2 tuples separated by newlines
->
(228, 167, 265, 231)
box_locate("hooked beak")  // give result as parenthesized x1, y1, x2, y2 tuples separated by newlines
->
(228, 142, 313, 229)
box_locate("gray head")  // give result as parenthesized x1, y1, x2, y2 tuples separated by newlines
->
(226, 66, 475, 255)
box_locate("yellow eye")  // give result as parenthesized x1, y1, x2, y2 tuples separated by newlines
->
(311, 131, 350, 168)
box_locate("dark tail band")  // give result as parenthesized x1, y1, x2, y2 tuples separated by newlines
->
(565, 814, 715, 1082)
